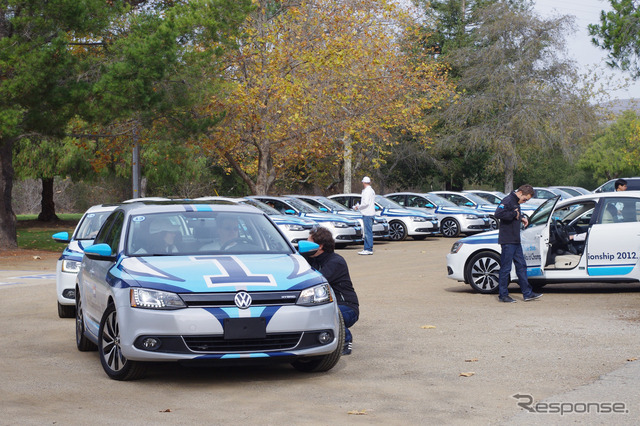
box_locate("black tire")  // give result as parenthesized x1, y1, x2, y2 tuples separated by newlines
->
(440, 218, 460, 238)
(58, 301, 75, 318)
(291, 311, 345, 373)
(489, 215, 498, 230)
(76, 289, 97, 352)
(388, 221, 408, 241)
(465, 251, 501, 294)
(531, 282, 547, 292)
(99, 304, 146, 380)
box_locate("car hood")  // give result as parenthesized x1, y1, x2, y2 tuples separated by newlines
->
(301, 212, 356, 224)
(60, 239, 95, 262)
(112, 253, 326, 293)
(269, 214, 316, 225)
(459, 229, 499, 245)
(383, 208, 436, 220)
(435, 206, 482, 215)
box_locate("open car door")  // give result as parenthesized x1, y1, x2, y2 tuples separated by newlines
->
(520, 197, 560, 278)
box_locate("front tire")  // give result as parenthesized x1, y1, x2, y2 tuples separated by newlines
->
(465, 251, 501, 294)
(99, 304, 146, 380)
(76, 288, 97, 352)
(489, 215, 498, 230)
(440, 218, 460, 238)
(292, 312, 345, 373)
(388, 221, 408, 241)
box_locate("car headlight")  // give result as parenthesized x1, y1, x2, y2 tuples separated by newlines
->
(411, 216, 427, 222)
(331, 221, 349, 228)
(130, 288, 186, 310)
(465, 215, 479, 219)
(285, 224, 305, 231)
(297, 283, 333, 305)
(450, 241, 464, 254)
(61, 259, 81, 273)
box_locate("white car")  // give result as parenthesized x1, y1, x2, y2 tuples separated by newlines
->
(76, 201, 343, 380)
(52, 204, 118, 318)
(328, 194, 439, 241)
(447, 192, 640, 294)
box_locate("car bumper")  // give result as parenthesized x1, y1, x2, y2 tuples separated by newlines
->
(112, 290, 341, 362)
(458, 218, 492, 234)
(406, 220, 440, 236)
(56, 260, 78, 305)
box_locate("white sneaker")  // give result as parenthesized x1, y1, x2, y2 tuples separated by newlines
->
(358, 250, 373, 255)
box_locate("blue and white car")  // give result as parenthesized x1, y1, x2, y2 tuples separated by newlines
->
(463, 189, 540, 217)
(52, 204, 118, 318)
(385, 192, 491, 237)
(431, 191, 499, 230)
(447, 192, 640, 294)
(328, 194, 439, 241)
(289, 194, 390, 240)
(248, 195, 362, 247)
(197, 196, 318, 246)
(76, 201, 343, 380)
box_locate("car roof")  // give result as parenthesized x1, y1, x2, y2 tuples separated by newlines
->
(114, 200, 259, 215)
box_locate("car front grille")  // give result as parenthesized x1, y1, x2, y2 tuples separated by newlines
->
(184, 333, 302, 352)
(180, 291, 300, 307)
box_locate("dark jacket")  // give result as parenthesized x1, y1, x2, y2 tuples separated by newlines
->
(495, 191, 523, 244)
(307, 251, 359, 315)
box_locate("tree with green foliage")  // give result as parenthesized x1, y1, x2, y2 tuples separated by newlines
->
(423, 1, 598, 193)
(578, 110, 640, 180)
(0, 0, 124, 248)
(589, 0, 640, 79)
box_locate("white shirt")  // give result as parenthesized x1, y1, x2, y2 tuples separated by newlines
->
(359, 185, 376, 216)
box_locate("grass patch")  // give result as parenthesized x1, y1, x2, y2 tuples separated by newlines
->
(16, 214, 82, 251)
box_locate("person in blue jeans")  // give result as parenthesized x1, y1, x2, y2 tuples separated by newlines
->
(355, 176, 375, 255)
(306, 226, 359, 355)
(495, 184, 543, 303)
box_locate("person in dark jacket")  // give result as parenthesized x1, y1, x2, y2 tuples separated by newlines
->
(306, 226, 359, 355)
(495, 184, 542, 303)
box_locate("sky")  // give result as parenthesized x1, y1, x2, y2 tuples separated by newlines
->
(532, 0, 640, 100)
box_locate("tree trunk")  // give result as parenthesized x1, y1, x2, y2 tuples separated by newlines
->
(503, 157, 514, 194)
(37, 177, 58, 222)
(343, 133, 352, 193)
(0, 137, 18, 249)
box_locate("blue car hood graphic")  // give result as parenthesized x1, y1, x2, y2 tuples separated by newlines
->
(60, 239, 95, 262)
(460, 230, 499, 244)
(114, 253, 325, 293)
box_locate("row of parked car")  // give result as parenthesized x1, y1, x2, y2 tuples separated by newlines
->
(51, 184, 611, 318)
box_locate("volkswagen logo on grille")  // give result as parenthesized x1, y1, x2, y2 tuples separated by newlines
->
(234, 291, 252, 309)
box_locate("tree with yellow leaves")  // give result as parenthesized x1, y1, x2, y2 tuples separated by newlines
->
(205, 0, 454, 194)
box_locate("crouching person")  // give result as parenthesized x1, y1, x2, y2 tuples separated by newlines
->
(306, 226, 359, 355)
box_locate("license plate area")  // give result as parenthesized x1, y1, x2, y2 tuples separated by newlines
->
(224, 318, 266, 340)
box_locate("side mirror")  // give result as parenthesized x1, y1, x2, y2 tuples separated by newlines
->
(464, 202, 474, 207)
(52, 231, 70, 243)
(425, 203, 435, 208)
(319, 207, 328, 212)
(374, 205, 380, 210)
(84, 243, 116, 261)
(285, 209, 296, 215)
(298, 240, 319, 255)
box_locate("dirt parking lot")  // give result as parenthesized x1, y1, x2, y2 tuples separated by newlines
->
(2, 239, 640, 425)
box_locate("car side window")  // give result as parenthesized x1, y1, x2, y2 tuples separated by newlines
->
(392, 196, 406, 206)
(598, 198, 639, 224)
(102, 212, 124, 255)
(93, 211, 119, 246)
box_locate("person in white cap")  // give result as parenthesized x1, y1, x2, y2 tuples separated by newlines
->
(354, 176, 375, 255)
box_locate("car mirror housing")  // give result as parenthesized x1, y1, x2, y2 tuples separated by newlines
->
(285, 209, 296, 215)
(84, 243, 116, 261)
(52, 231, 70, 243)
(297, 240, 319, 255)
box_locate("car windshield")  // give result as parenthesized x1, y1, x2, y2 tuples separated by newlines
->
(375, 195, 403, 209)
(425, 194, 457, 207)
(240, 198, 280, 215)
(75, 210, 114, 240)
(527, 196, 559, 227)
(318, 197, 350, 211)
(283, 197, 321, 213)
(471, 192, 502, 205)
(126, 211, 291, 256)
(462, 193, 491, 205)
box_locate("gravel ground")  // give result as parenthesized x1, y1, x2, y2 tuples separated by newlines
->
(1, 239, 639, 425)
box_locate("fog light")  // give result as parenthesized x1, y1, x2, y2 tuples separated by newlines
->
(142, 337, 161, 350)
(62, 289, 75, 300)
(318, 332, 332, 344)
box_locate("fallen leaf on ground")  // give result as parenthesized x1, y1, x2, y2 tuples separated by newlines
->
(628, 357, 637, 362)
(160, 409, 172, 412)
(421, 325, 436, 329)
(347, 410, 367, 415)
(459, 372, 475, 377)
(32, 256, 41, 260)
(465, 358, 479, 362)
